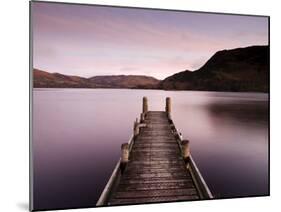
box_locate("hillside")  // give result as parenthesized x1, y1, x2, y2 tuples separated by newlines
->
(89, 75, 159, 89)
(33, 69, 160, 89)
(34, 45, 269, 92)
(160, 45, 269, 92)
(33, 69, 92, 88)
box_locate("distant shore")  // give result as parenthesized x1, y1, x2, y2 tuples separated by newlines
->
(33, 87, 269, 94)
(33, 45, 269, 93)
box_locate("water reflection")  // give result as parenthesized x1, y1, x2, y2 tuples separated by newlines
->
(206, 100, 268, 126)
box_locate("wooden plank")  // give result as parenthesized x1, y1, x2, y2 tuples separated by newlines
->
(117, 181, 196, 191)
(128, 159, 184, 164)
(126, 162, 184, 168)
(131, 149, 179, 152)
(119, 175, 194, 183)
(113, 188, 198, 199)
(109, 195, 199, 205)
(119, 178, 194, 185)
(134, 141, 177, 144)
(133, 143, 178, 147)
(125, 167, 186, 173)
(130, 155, 181, 159)
(122, 172, 190, 179)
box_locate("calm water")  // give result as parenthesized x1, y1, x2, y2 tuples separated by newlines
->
(32, 89, 269, 210)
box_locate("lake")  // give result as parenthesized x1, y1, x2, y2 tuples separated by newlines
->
(32, 88, 269, 210)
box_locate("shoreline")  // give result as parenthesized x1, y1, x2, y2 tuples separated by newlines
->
(32, 87, 269, 94)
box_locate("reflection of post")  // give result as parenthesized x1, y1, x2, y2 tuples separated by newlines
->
(166, 97, 171, 119)
(143, 97, 148, 114)
(121, 143, 129, 173)
(181, 140, 190, 163)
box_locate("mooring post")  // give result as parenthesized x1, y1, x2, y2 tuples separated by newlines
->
(121, 143, 129, 173)
(181, 140, 190, 163)
(166, 97, 171, 119)
(143, 97, 148, 114)
(140, 113, 145, 123)
(133, 118, 139, 137)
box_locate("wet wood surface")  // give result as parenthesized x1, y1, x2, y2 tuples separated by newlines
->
(109, 111, 199, 205)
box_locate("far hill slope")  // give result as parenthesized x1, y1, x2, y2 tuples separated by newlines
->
(161, 45, 269, 92)
(89, 75, 160, 89)
(33, 69, 160, 89)
(33, 69, 92, 88)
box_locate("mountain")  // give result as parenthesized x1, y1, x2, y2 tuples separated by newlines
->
(33, 69, 160, 89)
(88, 75, 159, 89)
(160, 45, 269, 92)
(33, 69, 92, 88)
(34, 45, 269, 92)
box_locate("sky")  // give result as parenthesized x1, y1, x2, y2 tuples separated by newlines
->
(32, 2, 268, 80)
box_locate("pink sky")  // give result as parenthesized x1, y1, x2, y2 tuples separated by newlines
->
(32, 2, 268, 80)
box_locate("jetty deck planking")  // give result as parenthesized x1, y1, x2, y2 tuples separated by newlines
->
(96, 97, 213, 206)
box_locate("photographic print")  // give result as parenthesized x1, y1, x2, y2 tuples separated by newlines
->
(30, 1, 269, 211)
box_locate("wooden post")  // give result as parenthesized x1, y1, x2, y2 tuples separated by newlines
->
(179, 132, 183, 140)
(121, 143, 129, 173)
(121, 143, 129, 163)
(143, 97, 148, 114)
(133, 118, 139, 137)
(166, 97, 171, 119)
(171, 125, 176, 132)
(181, 140, 190, 163)
(140, 113, 145, 123)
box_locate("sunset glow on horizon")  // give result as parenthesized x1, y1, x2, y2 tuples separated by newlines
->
(32, 2, 268, 80)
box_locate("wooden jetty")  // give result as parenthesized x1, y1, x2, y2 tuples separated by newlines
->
(97, 97, 213, 206)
